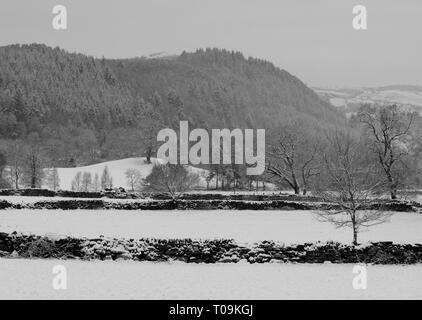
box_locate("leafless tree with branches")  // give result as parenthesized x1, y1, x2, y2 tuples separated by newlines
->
(358, 104, 415, 199)
(143, 163, 200, 199)
(266, 124, 321, 195)
(314, 130, 393, 245)
(125, 168, 142, 191)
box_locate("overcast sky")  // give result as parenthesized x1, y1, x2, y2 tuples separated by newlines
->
(1, 0, 421, 87)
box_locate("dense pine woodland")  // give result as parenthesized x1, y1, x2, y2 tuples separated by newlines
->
(0, 44, 342, 165)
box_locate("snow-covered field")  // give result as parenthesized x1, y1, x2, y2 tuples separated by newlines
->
(0, 259, 421, 299)
(1, 210, 421, 244)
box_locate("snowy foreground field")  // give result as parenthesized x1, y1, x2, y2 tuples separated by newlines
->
(0, 259, 421, 299)
(1, 207, 421, 299)
(1, 210, 422, 244)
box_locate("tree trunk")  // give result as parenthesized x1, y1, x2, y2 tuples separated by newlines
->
(390, 182, 398, 200)
(386, 172, 397, 200)
(14, 169, 19, 189)
(31, 158, 36, 188)
(291, 170, 300, 195)
(391, 190, 397, 200)
(293, 184, 300, 195)
(352, 224, 358, 245)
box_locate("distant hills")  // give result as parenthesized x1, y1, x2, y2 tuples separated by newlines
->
(109, 48, 344, 129)
(0, 44, 343, 130)
(0, 43, 345, 165)
(314, 85, 422, 116)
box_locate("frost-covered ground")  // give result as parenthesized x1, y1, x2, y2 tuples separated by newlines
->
(0, 259, 421, 299)
(1, 210, 421, 244)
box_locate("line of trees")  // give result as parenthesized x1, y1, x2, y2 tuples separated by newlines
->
(264, 104, 419, 245)
(70, 166, 113, 192)
(196, 104, 420, 198)
(0, 133, 60, 189)
(266, 105, 420, 200)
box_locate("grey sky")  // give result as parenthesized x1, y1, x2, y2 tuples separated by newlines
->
(1, 0, 421, 87)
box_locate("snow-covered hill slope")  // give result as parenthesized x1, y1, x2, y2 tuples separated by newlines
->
(50, 157, 206, 191)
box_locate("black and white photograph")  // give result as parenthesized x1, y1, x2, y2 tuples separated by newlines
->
(0, 0, 421, 305)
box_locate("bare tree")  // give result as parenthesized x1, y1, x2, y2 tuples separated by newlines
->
(266, 124, 320, 195)
(81, 172, 93, 192)
(101, 166, 113, 190)
(93, 173, 100, 192)
(358, 104, 415, 199)
(45, 168, 60, 191)
(71, 172, 82, 192)
(0, 150, 6, 177)
(202, 170, 214, 191)
(125, 168, 142, 191)
(143, 163, 200, 199)
(0, 150, 6, 186)
(7, 139, 25, 189)
(314, 131, 393, 245)
(141, 103, 162, 164)
(22, 133, 45, 188)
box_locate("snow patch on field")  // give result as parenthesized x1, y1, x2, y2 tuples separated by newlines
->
(0, 259, 421, 299)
